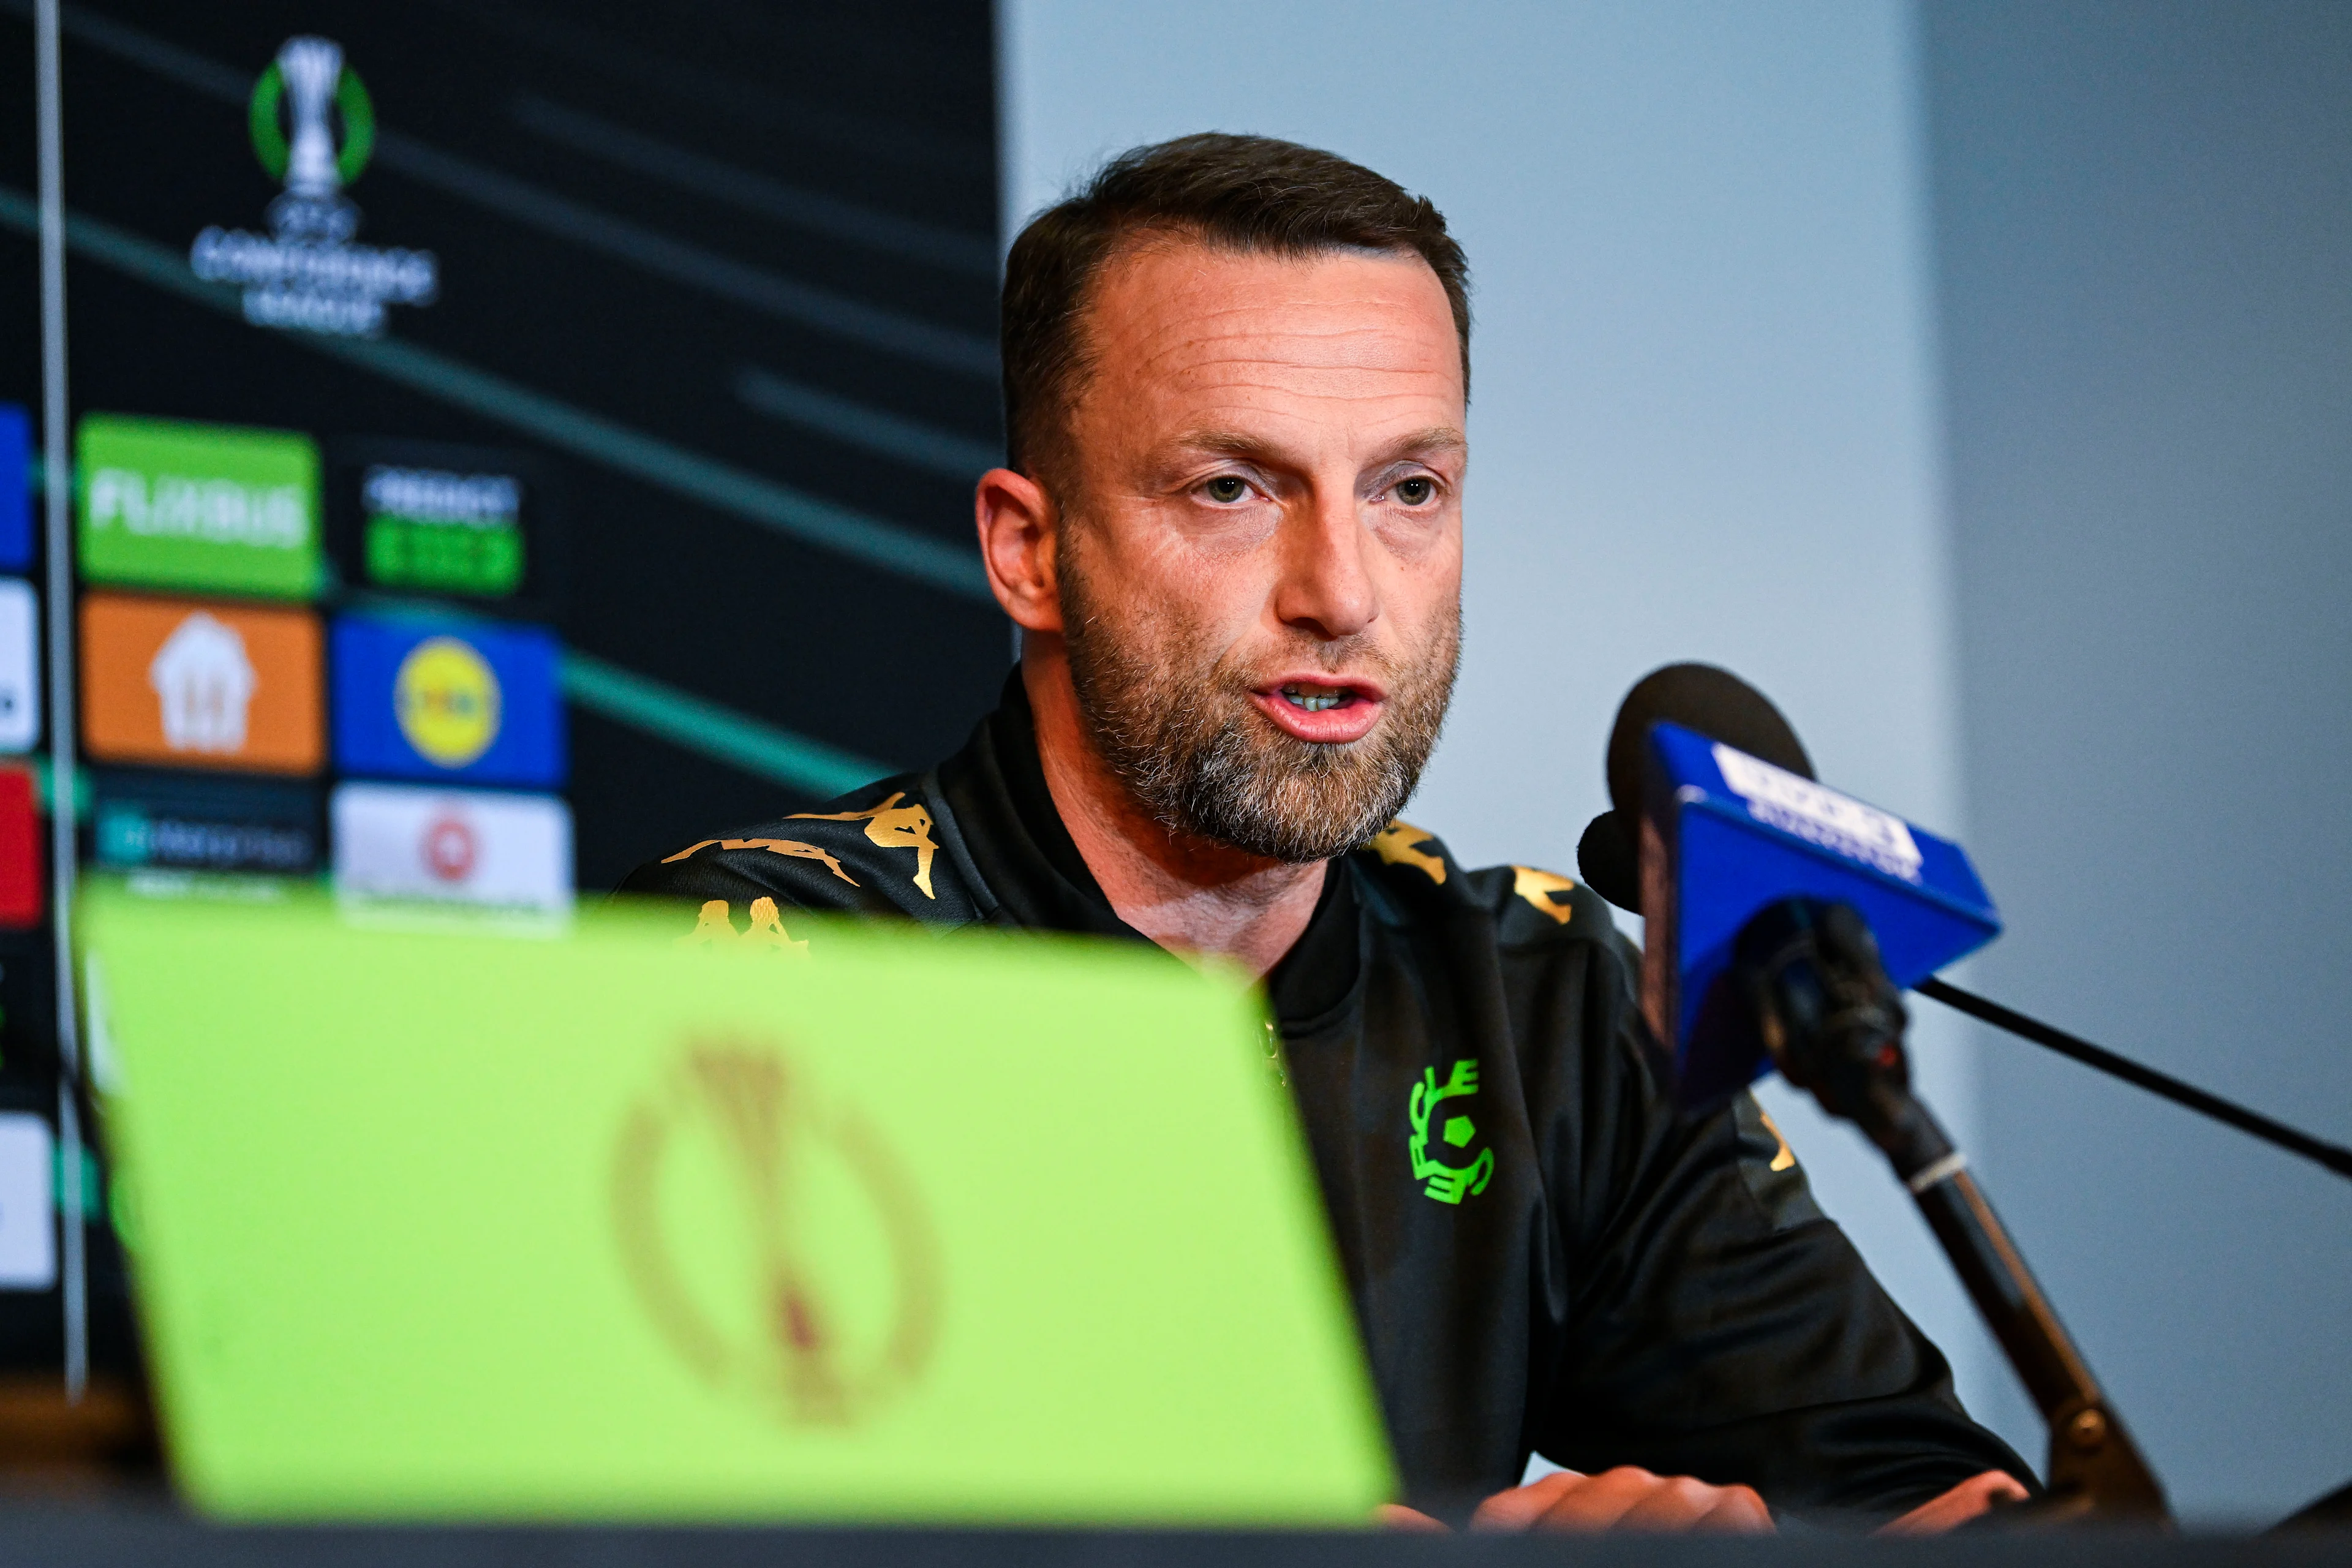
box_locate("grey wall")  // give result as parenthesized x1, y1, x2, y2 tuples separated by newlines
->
(1924, 0, 2352, 1521)
(1003, 0, 2352, 1521)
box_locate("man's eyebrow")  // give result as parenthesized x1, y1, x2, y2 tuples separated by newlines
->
(1163, 427, 1468, 463)
(1379, 427, 1468, 463)
(1166, 429, 1280, 461)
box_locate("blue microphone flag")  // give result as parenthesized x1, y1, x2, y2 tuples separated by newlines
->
(1638, 720, 2000, 1104)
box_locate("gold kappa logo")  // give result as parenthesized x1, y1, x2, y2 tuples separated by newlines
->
(611, 1039, 941, 1425)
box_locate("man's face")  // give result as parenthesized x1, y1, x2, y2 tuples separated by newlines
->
(1052, 237, 1466, 862)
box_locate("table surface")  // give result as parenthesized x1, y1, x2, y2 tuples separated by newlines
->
(2, 1503, 2348, 1568)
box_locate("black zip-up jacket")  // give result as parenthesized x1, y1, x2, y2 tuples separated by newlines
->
(620, 676, 2030, 1522)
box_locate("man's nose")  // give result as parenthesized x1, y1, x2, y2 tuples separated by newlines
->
(1270, 488, 1378, 641)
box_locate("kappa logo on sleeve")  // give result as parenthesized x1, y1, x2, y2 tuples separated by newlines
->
(661, 837, 857, 886)
(1408, 1059, 1494, 1205)
(679, 897, 808, 957)
(1368, 821, 1447, 884)
(788, 793, 937, 899)
(1510, 866, 1577, 925)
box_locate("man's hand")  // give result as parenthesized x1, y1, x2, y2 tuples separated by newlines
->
(1377, 1464, 2030, 1535)
(1878, 1469, 2032, 1534)
(1469, 1467, 1773, 1533)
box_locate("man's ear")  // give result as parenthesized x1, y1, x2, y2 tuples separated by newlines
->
(975, 466, 1064, 633)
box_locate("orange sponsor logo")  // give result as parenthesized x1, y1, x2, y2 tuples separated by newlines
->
(80, 592, 323, 774)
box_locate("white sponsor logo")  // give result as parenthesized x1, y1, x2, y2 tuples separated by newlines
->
(151, 611, 260, 752)
(0, 580, 40, 753)
(1711, 743, 1923, 881)
(149, 612, 258, 754)
(0, 1113, 56, 1291)
(333, 782, 571, 911)
(362, 466, 519, 527)
(85, 467, 309, 548)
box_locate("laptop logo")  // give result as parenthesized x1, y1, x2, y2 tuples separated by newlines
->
(611, 1040, 941, 1425)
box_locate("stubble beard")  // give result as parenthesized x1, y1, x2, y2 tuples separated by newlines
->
(1058, 549, 1461, 864)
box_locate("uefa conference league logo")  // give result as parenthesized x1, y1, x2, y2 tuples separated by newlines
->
(189, 36, 439, 338)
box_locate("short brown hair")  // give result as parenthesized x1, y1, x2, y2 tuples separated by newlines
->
(1000, 132, 1471, 491)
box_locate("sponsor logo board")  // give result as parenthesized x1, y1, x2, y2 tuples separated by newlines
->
(81, 593, 323, 775)
(93, 772, 320, 876)
(77, 415, 322, 600)
(331, 782, 570, 910)
(0, 579, 39, 753)
(0, 404, 28, 571)
(0, 1113, 55, 1289)
(332, 614, 564, 788)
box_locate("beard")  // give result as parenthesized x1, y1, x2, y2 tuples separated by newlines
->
(1058, 549, 1460, 864)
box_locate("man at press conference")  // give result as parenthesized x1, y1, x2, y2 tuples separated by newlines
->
(622, 133, 2034, 1533)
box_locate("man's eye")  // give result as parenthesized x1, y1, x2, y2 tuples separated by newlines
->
(1394, 477, 1436, 505)
(1203, 476, 1250, 503)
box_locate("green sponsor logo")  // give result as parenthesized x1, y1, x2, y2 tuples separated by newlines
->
(1408, 1059, 1494, 1205)
(361, 464, 524, 597)
(77, 415, 322, 599)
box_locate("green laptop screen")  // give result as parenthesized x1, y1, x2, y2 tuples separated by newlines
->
(82, 886, 1394, 1523)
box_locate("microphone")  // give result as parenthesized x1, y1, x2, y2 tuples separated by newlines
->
(1577, 666, 2352, 1182)
(1575, 665, 2000, 1106)
(1576, 663, 1810, 914)
(1578, 665, 2169, 1521)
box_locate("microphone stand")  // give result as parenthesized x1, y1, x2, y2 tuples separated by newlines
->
(1914, 977, 2352, 1183)
(1735, 900, 2170, 1525)
(1912, 977, 2352, 1530)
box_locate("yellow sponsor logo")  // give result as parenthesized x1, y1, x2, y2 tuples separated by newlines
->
(394, 635, 500, 767)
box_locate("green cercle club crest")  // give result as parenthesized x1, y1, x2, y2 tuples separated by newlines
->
(249, 58, 375, 184)
(1408, 1059, 1494, 1205)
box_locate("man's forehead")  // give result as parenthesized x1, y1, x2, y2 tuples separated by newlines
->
(1083, 239, 1464, 410)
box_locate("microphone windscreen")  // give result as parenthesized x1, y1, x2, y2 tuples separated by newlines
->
(1605, 663, 1814, 824)
(1577, 811, 1642, 913)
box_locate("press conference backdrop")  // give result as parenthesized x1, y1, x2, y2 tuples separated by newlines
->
(0, 1, 1001, 1373)
(6, 0, 2348, 1527)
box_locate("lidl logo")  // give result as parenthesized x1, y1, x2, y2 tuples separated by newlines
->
(77, 415, 322, 600)
(332, 613, 562, 788)
(395, 637, 500, 767)
(80, 593, 323, 775)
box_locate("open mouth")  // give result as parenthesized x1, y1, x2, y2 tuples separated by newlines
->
(1278, 680, 1361, 713)
(1253, 677, 1386, 744)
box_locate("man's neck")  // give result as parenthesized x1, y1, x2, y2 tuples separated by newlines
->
(1022, 647, 1326, 978)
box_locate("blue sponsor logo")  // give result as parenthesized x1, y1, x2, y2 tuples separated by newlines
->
(331, 612, 564, 787)
(0, 406, 29, 572)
